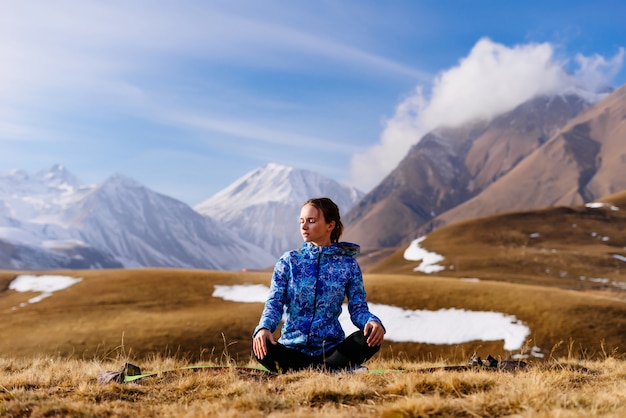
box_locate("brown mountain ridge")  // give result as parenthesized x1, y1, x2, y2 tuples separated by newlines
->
(425, 85, 626, 234)
(344, 86, 626, 252)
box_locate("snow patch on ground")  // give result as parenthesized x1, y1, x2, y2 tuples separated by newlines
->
(9, 274, 82, 308)
(213, 284, 531, 351)
(586, 202, 619, 211)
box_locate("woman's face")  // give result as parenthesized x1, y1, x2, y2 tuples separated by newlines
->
(299, 204, 335, 246)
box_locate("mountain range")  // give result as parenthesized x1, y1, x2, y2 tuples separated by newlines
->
(0, 164, 360, 270)
(1, 84, 625, 271)
(0, 167, 275, 270)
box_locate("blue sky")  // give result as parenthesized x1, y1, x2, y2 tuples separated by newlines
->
(1, 1, 625, 206)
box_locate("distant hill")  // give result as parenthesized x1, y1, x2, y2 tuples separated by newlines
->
(369, 191, 626, 296)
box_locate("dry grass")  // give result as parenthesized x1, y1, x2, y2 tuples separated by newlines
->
(1, 354, 625, 417)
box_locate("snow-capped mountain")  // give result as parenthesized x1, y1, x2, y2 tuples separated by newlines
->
(194, 163, 364, 257)
(0, 165, 117, 269)
(0, 165, 89, 244)
(0, 164, 91, 223)
(0, 167, 276, 270)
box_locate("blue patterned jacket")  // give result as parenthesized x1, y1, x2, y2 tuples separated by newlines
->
(254, 242, 383, 356)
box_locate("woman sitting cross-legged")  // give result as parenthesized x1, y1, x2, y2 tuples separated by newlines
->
(252, 197, 385, 373)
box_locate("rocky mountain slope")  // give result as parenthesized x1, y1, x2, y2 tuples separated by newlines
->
(343, 90, 619, 251)
(420, 85, 626, 235)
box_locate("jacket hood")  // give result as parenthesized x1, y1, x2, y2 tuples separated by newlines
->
(300, 241, 360, 257)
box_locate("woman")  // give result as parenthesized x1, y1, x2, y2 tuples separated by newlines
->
(252, 197, 385, 373)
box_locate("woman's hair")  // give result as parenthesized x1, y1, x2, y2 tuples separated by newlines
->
(303, 197, 343, 243)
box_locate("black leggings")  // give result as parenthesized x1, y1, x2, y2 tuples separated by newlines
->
(254, 330, 380, 373)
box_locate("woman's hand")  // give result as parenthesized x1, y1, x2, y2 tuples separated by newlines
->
(252, 328, 276, 359)
(363, 321, 385, 347)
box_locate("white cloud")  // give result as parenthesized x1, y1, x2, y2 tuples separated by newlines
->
(350, 38, 626, 191)
(167, 112, 360, 154)
(573, 48, 626, 92)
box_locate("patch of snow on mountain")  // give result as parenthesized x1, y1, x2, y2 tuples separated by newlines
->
(558, 85, 611, 105)
(404, 237, 445, 273)
(196, 163, 362, 217)
(0, 165, 94, 226)
(0, 226, 42, 246)
(613, 254, 626, 263)
(42, 239, 88, 249)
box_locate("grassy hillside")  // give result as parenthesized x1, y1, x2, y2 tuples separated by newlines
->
(1, 268, 624, 363)
(369, 195, 626, 295)
(0, 269, 265, 363)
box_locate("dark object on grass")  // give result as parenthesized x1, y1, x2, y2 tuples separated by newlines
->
(97, 363, 142, 384)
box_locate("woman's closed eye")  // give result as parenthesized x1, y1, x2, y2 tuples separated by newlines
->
(300, 217, 317, 224)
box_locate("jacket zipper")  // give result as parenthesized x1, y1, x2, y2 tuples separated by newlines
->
(306, 251, 322, 345)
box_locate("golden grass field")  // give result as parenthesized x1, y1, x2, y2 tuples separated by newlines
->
(1, 193, 626, 416)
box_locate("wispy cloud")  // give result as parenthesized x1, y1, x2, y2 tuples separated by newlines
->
(0, 2, 425, 115)
(167, 112, 361, 156)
